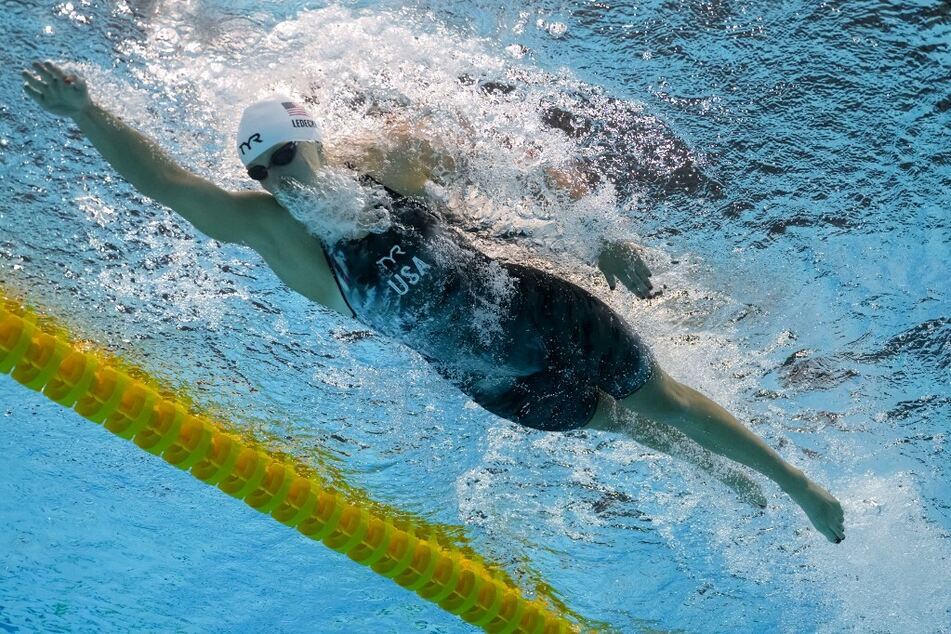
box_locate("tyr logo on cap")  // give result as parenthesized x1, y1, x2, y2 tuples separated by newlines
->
(239, 133, 262, 156)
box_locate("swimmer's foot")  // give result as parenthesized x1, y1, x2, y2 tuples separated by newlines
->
(784, 475, 845, 543)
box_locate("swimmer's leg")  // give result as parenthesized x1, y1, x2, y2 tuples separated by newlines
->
(604, 370, 845, 543)
(587, 395, 767, 508)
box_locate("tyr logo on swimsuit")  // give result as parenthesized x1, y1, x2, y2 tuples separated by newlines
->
(239, 133, 262, 156)
(376, 244, 432, 296)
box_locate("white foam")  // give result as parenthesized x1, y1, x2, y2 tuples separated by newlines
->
(808, 472, 951, 632)
(273, 170, 391, 244)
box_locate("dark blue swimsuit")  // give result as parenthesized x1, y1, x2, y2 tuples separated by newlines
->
(323, 179, 655, 431)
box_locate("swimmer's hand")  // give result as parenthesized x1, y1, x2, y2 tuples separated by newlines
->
(597, 240, 655, 299)
(22, 61, 90, 118)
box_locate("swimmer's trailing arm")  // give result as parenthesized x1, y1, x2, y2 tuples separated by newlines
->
(369, 110, 656, 298)
(529, 159, 658, 298)
(529, 163, 657, 298)
(21, 61, 276, 248)
(502, 149, 660, 299)
(433, 181, 656, 299)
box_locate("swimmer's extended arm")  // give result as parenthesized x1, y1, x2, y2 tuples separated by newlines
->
(24, 61, 353, 317)
(22, 61, 276, 248)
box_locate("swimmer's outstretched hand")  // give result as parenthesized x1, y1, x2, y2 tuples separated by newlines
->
(598, 240, 655, 299)
(22, 61, 90, 118)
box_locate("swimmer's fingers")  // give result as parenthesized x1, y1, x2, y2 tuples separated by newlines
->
(31, 61, 66, 89)
(619, 268, 650, 298)
(23, 69, 59, 113)
(23, 83, 45, 105)
(618, 248, 653, 298)
(26, 61, 89, 116)
(29, 61, 84, 91)
(632, 251, 652, 280)
(629, 257, 653, 292)
(833, 512, 846, 543)
(42, 61, 67, 81)
(618, 242, 652, 279)
(598, 240, 654, 297)
(31, 60, 54, 81)
(22, 70, 47, 93)
(626, 272, 650, 298)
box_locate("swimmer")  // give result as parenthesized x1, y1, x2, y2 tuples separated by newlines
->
(22, 61, 845, 543)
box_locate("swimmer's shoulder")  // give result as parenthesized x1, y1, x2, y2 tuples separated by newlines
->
(236, 192, 354, 316)
(161, 173, 287, 250)
(212, 189, 319, 258)
(223, 190, 293, 249)
(233, 192, 325, 257)
(160, 179, 345, 315)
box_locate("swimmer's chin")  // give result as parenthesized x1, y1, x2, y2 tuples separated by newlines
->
(271, 177, 321, 206)
(271, 173, 389, 245)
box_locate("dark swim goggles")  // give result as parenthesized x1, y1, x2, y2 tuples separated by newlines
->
(247, 142, 297, 181)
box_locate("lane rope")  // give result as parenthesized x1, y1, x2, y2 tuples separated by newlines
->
(0, 290, 577, 634)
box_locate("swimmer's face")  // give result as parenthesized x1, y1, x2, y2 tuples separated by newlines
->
(247, 140, 324, 193)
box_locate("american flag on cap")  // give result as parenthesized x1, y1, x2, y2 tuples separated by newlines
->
(282, 102, 310, 117)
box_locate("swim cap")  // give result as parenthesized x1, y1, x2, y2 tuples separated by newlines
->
(236, 97, 322, 166)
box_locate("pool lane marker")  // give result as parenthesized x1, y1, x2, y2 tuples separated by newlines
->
(0, 291, 577, 634)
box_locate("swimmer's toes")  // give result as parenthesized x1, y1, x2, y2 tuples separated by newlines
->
(794, 482, 846, 543)
(824, 503, 845, 543)
(833, 526, 845, 543)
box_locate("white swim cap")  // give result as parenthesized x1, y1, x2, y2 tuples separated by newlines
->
(236, 97, 322, 166)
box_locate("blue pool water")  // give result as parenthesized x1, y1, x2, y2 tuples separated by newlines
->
(1, 1, 949, 632)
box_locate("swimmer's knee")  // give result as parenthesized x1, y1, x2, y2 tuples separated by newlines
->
(620, 368, 691, 416)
